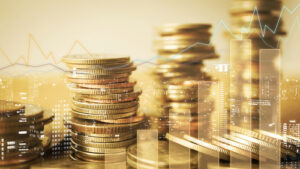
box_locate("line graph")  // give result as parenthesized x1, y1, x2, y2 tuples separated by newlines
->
(0, 2, 300, 73)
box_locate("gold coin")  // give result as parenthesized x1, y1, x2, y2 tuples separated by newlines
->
(66, 61, 134, 69)
(71, 110, 136, 120)
(70, 129, 137, 138)
(66, 72, 130, 80)
(183, 135, 230, 161)
(71, 105, 138, 114)
(71, 131, 136, 143)
(68, 85, 134, 95)
(71, 142, 125, 154)
(72, 148, 126, 163)
(76, 90, 141, 100)
(62, 53, 130, 65)
(72, 99, 138, 110)
(67, 77, 129, 84)
(67, 118, 143, 135)
(0, 100, 24, 116)
(99, 116, 144, 124)
(72, 137, 136, 148)
(79, 95, 138, 104)
(72, 66, 136, 75)
(156, 23, 211, 35)
(77, 81, 136, 89)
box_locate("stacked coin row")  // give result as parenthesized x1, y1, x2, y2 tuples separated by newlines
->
(166, 125, 300, 164)
(153, 23, 218, 138)
(0, 100, 54, 166)
(229, 0, 285, 130)
(62, 54, 145, 163)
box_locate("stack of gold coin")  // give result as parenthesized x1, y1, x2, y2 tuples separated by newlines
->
(0, 100, 54, 166)
(127, 140, 198, 169)
(62, 54, 145, 163)
(153, 23, 218, 139)
(228, 0, 285, 130)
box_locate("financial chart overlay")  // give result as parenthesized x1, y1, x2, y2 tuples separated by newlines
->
(0, 0, 300, 169)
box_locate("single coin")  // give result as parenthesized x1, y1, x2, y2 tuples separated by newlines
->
(62, 53, 130, 65)
(67, 118, 143, 135)
(72, 66, 136, 75)
(0, 100, 24, 117)
(68, 85, 134, 95)
(72, 137, 136, 148)
(67, 77, 129, 84)
(72, 148, 126, 163)
(71, 110, 136, 120)
(66, 61, 134, 69)
(77, 81, 136, 89)
(76, 90, 141, 100)
(71, 105, 138, 114)
(79, 95, 138, 104)
(157, 23, 211, 35)
(72, 99, 138, 110)
(70, 129, 137, 138)
(183, 135, 230, 161)
(71, 142, 126, 154)
(99, 116, 144, 124)
(66, 72, 130, 80)
(71, 131, 136, 143)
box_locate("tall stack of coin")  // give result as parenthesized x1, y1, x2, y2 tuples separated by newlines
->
(0, 100, 54, 166)
(229, 0, 285, 130)
(62, 54, 144, 163)
(153, 24, 218, 138)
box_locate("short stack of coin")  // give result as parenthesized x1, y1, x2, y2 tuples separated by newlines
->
(0, 100, 54, 166)
(62, 54, 145, 163)
(229, 0, 286, 130)
(153, 23, 218, 139)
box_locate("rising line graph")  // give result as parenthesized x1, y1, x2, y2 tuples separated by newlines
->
(0, 2, 300, 73)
